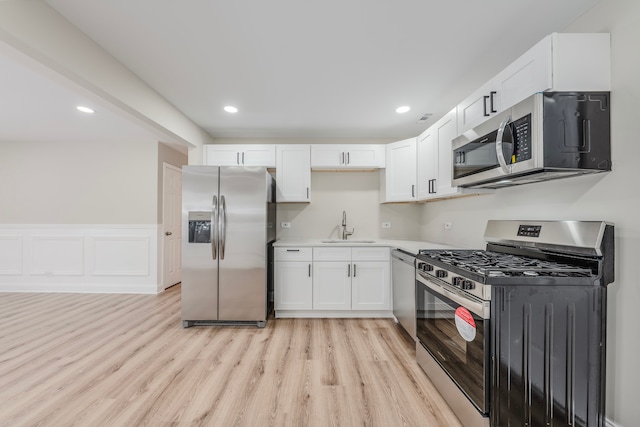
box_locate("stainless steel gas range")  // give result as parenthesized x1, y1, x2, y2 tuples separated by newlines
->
(415, 220, 614, 427)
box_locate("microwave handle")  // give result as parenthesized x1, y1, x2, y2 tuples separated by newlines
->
(495, 115, 511, 175)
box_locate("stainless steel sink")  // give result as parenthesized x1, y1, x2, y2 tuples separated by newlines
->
(321, 240, 376, 244)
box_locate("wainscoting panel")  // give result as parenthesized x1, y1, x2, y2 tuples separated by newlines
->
(0, 236, 22, 275)
(0, 225, 159, 294)
(31, 236, 84, 276)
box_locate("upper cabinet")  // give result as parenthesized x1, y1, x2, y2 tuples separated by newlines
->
(457, 33, 611, 134)
(276, 145, 311, 202)
(204, 144, 276, 167)
(380, 138, 417, 203)
(311, 144, 385, 169)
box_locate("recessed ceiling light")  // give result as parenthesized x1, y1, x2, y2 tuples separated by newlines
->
(77, 106, 94, 114)
(224, 106, 238, 113)
(396, 106, 411, 114)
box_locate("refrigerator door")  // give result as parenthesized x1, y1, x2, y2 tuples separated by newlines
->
(181, 166, 219, 321)
(218, 167, 268, 321)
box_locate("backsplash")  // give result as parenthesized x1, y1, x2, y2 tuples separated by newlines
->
(276, 171, 420, 240)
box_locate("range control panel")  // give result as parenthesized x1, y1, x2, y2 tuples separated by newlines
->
(517, 224, 542, 238)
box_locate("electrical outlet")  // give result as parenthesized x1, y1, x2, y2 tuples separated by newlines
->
(382, 222, 392, 229)
(444, 222, 452, 230)
(281, 222, 291, 229)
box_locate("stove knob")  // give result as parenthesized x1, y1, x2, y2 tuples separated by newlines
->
(452, 277, 463, 287)
(462, 280, 475, 290)
(436, 270, 448, 278)
(423, 264, 434, 272)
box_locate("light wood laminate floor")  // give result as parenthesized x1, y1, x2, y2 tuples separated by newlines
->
(0, 285, 462, 426)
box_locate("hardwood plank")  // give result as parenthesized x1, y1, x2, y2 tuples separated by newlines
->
(0, 286, 463, 426)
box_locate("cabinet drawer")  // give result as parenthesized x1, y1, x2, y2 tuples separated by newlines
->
(313, 247, 351, 261)
(275, 247, 312, 261)
(352, 246, 390, 261)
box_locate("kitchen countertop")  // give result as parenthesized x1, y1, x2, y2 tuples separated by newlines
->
(273, 238, 457, 256)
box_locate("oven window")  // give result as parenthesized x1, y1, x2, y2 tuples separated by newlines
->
(416, 279, 488, 413)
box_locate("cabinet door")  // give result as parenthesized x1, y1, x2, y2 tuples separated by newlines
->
(311, 145, 344, 168)
(203, 145, 241, 166)
(313, 262, 351, 310)
(351, 261, 390, 310)
(417, 128, 437, 200)
(344, 145, 385, 168)
(457, 81, 498, 135)
(495, 35, 552, 112)
(242, 145, 276, 167)
(275, 262, 313, 310)
(434, 109, 458, 196)
(276, 145, 311, 202)
(383, 138, 417, 202)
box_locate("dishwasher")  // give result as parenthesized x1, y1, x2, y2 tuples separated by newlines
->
(391, 249, 416, 340)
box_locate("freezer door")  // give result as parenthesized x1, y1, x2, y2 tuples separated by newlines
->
(218, 167, 268, 321)
(181, 166, 219, 321)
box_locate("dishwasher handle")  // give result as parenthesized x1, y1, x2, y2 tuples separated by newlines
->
(391, 249, 415, 267)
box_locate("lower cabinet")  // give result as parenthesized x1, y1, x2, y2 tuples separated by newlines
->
(274, 248, 313, 310)
(275, 245, 391, 317)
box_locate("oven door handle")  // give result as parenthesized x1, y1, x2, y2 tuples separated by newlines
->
(418, 275, 489, 319)
(495, 114, 512, 175)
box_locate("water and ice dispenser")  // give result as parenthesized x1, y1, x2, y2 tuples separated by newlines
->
(188, 211, 212, 243)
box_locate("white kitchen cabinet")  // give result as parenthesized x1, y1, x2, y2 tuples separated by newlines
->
(380, 138, 417, 202)
(311, 144, 385, 169)
(274, 248, 313, 310)
(313, 261, 352, 310)
(416, 128, 437, 200)
(203, 144, 276, 167)
(457, 33, 610, 134)
(433, 109, 458, 197)
(312, 246, 390, 311)
(275, 144, 311, 202)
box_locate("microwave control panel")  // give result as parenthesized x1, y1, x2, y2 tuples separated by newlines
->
(511, 114, 532, 163)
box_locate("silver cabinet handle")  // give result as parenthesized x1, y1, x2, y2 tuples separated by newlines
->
(341, 152, 345, 165)
(220, 195, 227, 260)
(306, 187, 309, 199)
(495, 115, 512, 175)
(411, 184, 415, 198)
(286, 249, 300, 252)
(308, 264, 311, 277)
(347, 264, 351, 277)
(212, 195, 218, 260)
(347, 152, 350, 164)
(353, 263, 356, 277)
(236, 152, 240, 165)
(165, 231, 172, 236)
(242, 152, 245, 164)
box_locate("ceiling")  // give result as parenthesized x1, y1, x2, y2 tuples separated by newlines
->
(2, 0, 602, 143)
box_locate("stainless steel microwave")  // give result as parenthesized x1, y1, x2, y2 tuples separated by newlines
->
(451, 92, 611, 189)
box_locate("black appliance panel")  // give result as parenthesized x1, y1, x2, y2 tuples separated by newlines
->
(491, 285, 606, 427)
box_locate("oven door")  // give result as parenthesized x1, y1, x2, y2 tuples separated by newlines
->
(416, 273, 490, 414)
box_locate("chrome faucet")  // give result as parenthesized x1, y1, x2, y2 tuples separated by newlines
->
(341, 210, 354, 240)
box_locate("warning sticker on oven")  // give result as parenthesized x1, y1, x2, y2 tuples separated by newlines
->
(454, 307, 477, 342)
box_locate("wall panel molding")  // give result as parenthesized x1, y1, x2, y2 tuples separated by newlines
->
(0, 225, 158, 294)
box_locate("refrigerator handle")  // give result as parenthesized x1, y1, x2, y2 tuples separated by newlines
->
(220, 195, 227, 260)
(212, 195, 218, 259)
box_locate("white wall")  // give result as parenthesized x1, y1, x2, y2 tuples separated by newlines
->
(0, 140, 158, 224)
(277, 171, 421, 240)
(420, 0, 640, 424)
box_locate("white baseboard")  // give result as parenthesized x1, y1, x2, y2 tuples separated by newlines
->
(0, 224, 159, 294)
(275, 310, 394, 318)
(606, 418, 623, 427)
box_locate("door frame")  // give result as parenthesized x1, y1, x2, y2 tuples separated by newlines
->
(160, 162, 183, 291)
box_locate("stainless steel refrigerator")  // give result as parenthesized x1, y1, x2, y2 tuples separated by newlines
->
(181, 166, 275, 328)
